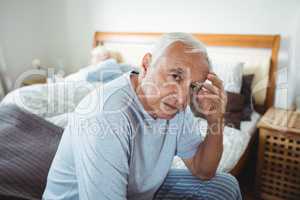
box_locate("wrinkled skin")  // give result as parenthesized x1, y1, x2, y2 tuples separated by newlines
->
(131, 41, 226, 123)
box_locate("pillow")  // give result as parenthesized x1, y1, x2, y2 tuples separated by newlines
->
(64, 65, 100, 82)
(0, 105, 63, 200)
(64, 59, 128, 83)
(91, 45, 124, 64)
(86, 59, 124, 82)
(224, 112, 243, 129)
(190, 91, 245, 130)
(226, 92, 245, 112)
(86, 59, 136, 82)
(211, 61, 244, 93)
(91, 45, 111, 65)
(241, 74, 255, 121)
(224, 92, 245, 129)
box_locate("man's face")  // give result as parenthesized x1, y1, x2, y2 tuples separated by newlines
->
(139, 41, 210, 119)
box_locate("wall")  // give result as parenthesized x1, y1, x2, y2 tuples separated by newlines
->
(64, 0, 94, 73)
(290, 7, 300, 109)
(0, 0, 81, 86)
(296, 24, 300, 100)
(0, 0, 47, 87)
(93, 0, 297, 33)
(40, 0, 69, 71)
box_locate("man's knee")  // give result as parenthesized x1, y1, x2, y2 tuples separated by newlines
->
(214, 173, 239, 188)
(202, 173, 242, 200)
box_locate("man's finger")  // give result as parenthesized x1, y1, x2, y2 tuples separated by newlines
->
(201, 83, 219, 95)
(207, 73, 224, 90)
(197, 94, 221, 103)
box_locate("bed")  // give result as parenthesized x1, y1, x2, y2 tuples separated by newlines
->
(92, 32, 281, 176)
(1, 32, 280, 177)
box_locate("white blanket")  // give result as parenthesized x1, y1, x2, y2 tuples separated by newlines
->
(1, 81, 103, 128)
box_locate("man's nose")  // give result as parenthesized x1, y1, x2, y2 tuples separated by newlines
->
(176, 88, 189, 109)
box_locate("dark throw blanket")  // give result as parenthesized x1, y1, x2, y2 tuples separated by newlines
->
(0, 105, 63, 200)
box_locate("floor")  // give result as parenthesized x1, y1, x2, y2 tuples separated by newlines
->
(237, 132, 260, 200)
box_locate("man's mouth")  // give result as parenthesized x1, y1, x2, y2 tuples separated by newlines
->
(163, 102, 179, 111)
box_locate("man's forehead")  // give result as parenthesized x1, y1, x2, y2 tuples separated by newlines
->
(165, 65, 208, 83)
(161, 55, 209, 81)
(164, 42, 208, 63)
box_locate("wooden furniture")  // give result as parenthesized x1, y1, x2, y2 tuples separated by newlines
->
(256, 107, 300, 200)
(92, 31, 281, 176)
(22, 77, 46, 86)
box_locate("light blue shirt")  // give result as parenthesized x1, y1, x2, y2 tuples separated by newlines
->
(43, 71, 203, 200)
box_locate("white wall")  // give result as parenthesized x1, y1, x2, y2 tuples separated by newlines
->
(93, 0, 297, 33)
(0, 0, 47, 84)
(64, 0, 94, 73)
(290, 7, 300, 108)
(40, 0, 69, 70)
(0, 0, 87, 86)
(296, 25, 300, 99)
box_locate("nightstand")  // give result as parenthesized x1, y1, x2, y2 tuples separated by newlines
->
(256, 107, 300, 200)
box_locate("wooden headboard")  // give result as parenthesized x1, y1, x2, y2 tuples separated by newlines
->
(93, 32, 280, 111)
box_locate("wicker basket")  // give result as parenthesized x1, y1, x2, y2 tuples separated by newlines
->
(256, 108, 300, 200)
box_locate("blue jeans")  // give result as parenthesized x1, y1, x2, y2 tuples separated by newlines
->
(154, 169, 242, 200)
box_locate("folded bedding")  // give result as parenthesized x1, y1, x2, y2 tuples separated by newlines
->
(64, 58, 133, 83)
(1, 81, 103, 127)
(86, 59, 132, 82)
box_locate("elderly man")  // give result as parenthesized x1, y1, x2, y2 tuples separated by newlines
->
(43, 33, 242, 200)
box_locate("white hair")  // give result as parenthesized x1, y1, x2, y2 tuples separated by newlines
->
(150, 32, 211, 69)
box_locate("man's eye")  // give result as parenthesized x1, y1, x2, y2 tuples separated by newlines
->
(171, 74, 182, 82)
(190, 82, 203, 92)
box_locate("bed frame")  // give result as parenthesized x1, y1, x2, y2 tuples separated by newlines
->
(93, 31, 281, 176)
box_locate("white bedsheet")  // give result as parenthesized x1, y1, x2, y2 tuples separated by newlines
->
(171, 112, 260, 172)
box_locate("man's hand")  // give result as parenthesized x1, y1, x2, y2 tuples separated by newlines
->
(192, 72, 227, 126)
(184, 73, 226, 180)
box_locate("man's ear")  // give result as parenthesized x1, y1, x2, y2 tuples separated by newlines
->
(141, 53, 152, 78)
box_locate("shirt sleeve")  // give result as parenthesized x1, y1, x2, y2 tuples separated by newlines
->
(176, 106, 203, 159)
(71, 112, 130, 200)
